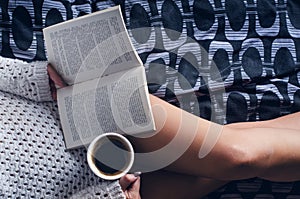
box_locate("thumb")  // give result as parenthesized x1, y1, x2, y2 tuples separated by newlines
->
(47, 63, 67, 88)
(124, 177, 141, 199)
(129, 176, 140, 192)
(119, 174, 138, 191)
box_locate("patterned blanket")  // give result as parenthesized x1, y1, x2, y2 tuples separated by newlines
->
(1, 0, 300, 198)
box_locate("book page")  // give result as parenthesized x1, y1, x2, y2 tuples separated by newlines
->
(57, 67, 155, 149)
(44, 6, 142, 85)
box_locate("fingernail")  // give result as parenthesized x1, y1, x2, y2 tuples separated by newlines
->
(133, 171, 142, 177)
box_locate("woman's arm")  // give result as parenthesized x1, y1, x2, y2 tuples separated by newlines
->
(70, 180, 125, 199)
(47, 64, 142, 199)
(70, 171, 141, 199)
(0, 56, 52, 101)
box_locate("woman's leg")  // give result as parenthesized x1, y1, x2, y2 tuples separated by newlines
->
(227, 112, 300, 130)
(129, 95, 300, 182)
(141, 170, 227, 199)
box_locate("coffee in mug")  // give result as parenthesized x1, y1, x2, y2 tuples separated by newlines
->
(87, 132, 134, 180)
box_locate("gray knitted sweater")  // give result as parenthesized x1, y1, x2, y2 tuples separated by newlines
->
(0, 57, 125, 199)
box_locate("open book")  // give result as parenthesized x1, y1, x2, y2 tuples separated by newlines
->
(43, 6, 155, 149)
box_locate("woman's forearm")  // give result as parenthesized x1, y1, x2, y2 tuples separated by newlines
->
(0, 57, 52, 101)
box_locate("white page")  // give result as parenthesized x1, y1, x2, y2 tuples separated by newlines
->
(44, 6, 142, 85)
(57, 67, 155, 149)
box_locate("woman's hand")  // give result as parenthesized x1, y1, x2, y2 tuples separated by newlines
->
(47, 63, 67, 100)
(119, 174, 142, 199)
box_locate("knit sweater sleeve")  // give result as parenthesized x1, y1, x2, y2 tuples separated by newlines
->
(70, 180, 125, 199)
(0, 56, 52, 102)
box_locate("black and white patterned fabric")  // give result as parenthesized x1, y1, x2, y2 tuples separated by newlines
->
(1, 0, 300, 198)
(119, 0, 300, 125)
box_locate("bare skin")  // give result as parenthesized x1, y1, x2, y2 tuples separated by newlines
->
(134, 95, 300, 182)
(140, 171, 227, 199)
(48, 64, 300, 199)
(128, 95, 300, 199)
(120, 174, 141, 199)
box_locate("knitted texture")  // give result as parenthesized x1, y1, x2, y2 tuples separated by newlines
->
(0, 57, 124, 198)
(70, 181, 125, 199)
(0, 57, 52, 102)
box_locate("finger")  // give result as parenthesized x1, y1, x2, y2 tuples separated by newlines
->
(52, 91, 57, 101)
(49, 78, 57, 100)
(51, 84, 57, 100)
(47, 63, 67, 88)
(124, 177, 141, 199)
(129, 176, 140, 192)
(119, 174, 138, 191)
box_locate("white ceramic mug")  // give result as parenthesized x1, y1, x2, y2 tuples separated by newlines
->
(87, 132, 134, 180)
